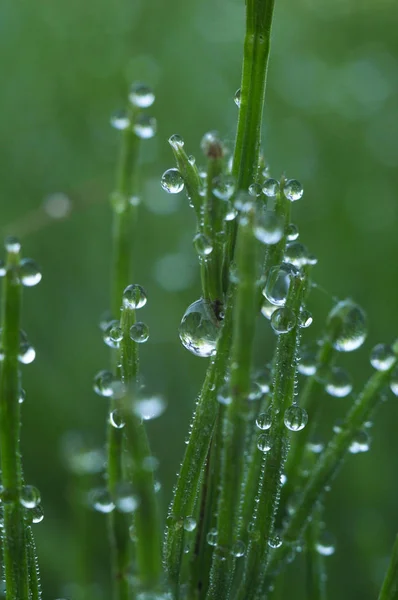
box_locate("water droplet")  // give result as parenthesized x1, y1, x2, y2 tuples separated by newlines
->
(262, 179, 279, 197)
(193, 233, 213, 257)
(286, 223, 299, 241)
(200, 131, 223, 158)
(264, 263, 299, 307)
(169, 134, 185, 151)
(325, 367, 352, 398)
(256, 409, 272, 430)
(327, 300, 367, 352)
(129, 82, 155, 108)
(271, 307, 296, 334)
(0, 261, 6, 277)
(284, 242, 311, 269)
(93, 370, 125, 399)
(298, 345, 318, 376)
(20, 485, 41, 509)
(283, 179, 303, 201)
(248, 382, 262, 401)
(18, 343, 35, 365)
(207, 528, 218, 546)
(103, 320, 123, 349)
(284, 405, 308, 431)
(255, 367, 271, 393)
(110, 110, 130, 131)
(213, 174, 236, 201)
(31, 505, 44, 524)
(43, 192, 72, 219)
(89, 488, 115, 513)
(19, 259, 42, 287)
(129, 195, 141, 207)
(129, 322, 150, 343)
(18, 388, 26, 404)
(390, 367, 398, 396)
(183, 516, 197, 532)
(115, 483, 139, 513)
(232, 540, 246, 557)
(370, 343, 395, 371)
(179, 299, 220, 358)
(299, 310, 313, 328)
(248, 183, 262, 197)
(257, 433, 272, 452)
(161, 168, 185, 194)
(134, 395, 166, 421)
(268, 534, 283, 549)
(133, 114, 157, 139)
(261, 298, 278, 320)
(217, 383, 231, 406)
(188, 155, 196, 165)
(234, 88, 241, 107)
(254, 210, 284, 245)
(109, 409, 125, 429)
(123, 284, 147, 309)
(349, 430, 370, 454)
(307, 438, 324, 454)
(316, 532, 335, 556)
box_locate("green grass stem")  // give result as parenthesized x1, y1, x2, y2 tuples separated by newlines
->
(378, 535, 398, 600)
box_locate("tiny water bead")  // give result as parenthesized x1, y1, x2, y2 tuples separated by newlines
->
(133, 114, 157, 139)
(268, 535, 283, 549)
(286, 223, 299, 241)
(179, 298, 220, 358)
(93, 370, 125, 399)
(299, 310, 313, 328)
(133, 395, 166, 421)
(129, 82, 155, 108)
(283, 179, 303, 202)
(110, 110, 130, 131)
(161, 168, 185, 194)
(254, 210, 284, 245)
(257, 433, 272, 452)
(20, 485, 41, 509)
(183, 516, 197, 532)
(262, 178, 279, 197)
(325, 367, 352, 398)
(168, 133, 185, 151)
(130, 322, 150, 343)
(109, 409, 125, 429)
(122, 284, 147, 309)
(264, 263, 299, 307)
(316, 532, 336, 556)
(19, 258, 42, 287)
(327, 300, 367, 352)
(284, 405, 308, 432)
(234, 88, 241, 107)
(232, 540, 246, 558)
(103, 320, 123, 349)
(193, 233, 213, 257)
(349, 430, 370, 454)
(370, 343, 395, 371)
(256, 409, 272, 431)
(271, 307, 296, 334)
(90, 488, 115, 514)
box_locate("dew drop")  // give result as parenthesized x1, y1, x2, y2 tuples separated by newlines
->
(130, 322, 150, 343)
(129, 82, 155, 108)
(161, 168, 185, 194)
(284, 405, 308, 432)
(248, 183, 262, 197)
(168, 134, 185, 151)
(298, 344, 318, 376)
(234, 88, 241, 107)
(316, 532, 336, 556)
(224, 202, 238, 221)
(254, 210, 284, 245)
(0, 260, 6, 277)
(133, 114, 157, 139)
(123, 284, 147, 309)
(110, 110, 130, 131)
(299, 310, 313, 328)
(19, 388, 26, 404)
(370, 343, 395, 371)
(115, 482, 139, 513)
(349, 430, 370, 454)
(20, 485, 41, 509)
(183, 516, 197, 532)
(109, 409, 125, 429)
(268, 535, 283, 549)
(327, 300, 367, 352)
(217, 383, 231, 406)
(134, 395, 166, 421)
(264, 263, 299, 307)
(261, 298, 278, 320)
(19, 259, 42, 287)
(271, 307, 296, 334)
(283, 179, 303, 201)
(193, 233, 213, 257)
(256, 409, 272, 431)
(93, 370, 125, 399)
(31, 505, 44, 524)
(286, 223, 299, 241)
(18, 343, 35, 365)
(325, 367, 352, 398)
(255, 367, 271, 393)
(213, 174, 235, 201)
(257, 433, 272, 452)
(179, 299, 220, 358)
(284, 242, 311, 269)
(89, 488, 115, 513)
(207, 528, 218, 546)
(232, 540, 246, 558)
(103, 320, 123, 349)
(262, 179, 279, 197)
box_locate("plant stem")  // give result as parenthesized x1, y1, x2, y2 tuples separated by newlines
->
(203, 155, 225, 303)
(0, 248, 29, 600)
(27, 526, 42, 600)
(378, 535, 398, 600)
(305, 505, 327, 600)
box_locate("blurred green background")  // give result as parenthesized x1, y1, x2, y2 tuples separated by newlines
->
(1, 0, 398, 597)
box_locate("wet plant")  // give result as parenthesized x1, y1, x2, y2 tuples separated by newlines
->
(0, 0, 397, 599)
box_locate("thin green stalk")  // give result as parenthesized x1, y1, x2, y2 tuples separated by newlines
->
(207, 209, 259, 599)
(119, 303, 162, 591)
(0, 247, 29, 600)
(203, 154, 225, 303)
(378, 535, 398, 600)
(264, 360, 398, 584)
(305, 505, 327, 600)
(27, 526, 42, 600)
(237, 271, 308, 600)
(164, 288, 234, 595)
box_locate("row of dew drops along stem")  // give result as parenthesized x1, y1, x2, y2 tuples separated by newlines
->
(110, 82, 156, 139)
(0, 237, 44, 525)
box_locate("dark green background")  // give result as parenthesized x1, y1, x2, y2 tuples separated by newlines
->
(1, 0, 397, 597)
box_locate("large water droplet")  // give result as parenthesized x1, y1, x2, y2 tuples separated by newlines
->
(179, 299, 220, 358)
(370, 343, 395, 371)
(271, 307, 296, 334)
(130, 322, 150, 343)
(18, 342, 36, 365)
(20, 485, 41, 509)
(89, 488, 115, 513)
(213, 174, 236, 201)
(262, 179, 279, 197)
(115, 482, 139, 513)
(286, 223, 299, 241)
(123, 284, 147, 309)
(133, 114, 157, 139)
(257, 433, 272, 452)
(109, 409, 125, 429)
(325, 367, 352, 398)
(284, 242, 311, 269)
(161, 168, 185, 194)
(254, 210, 284, 245)
(268, 535, 283, 549)
(264, 263, 299, 307)
(183, 516, 197, 532)
(349, 430, 370, 454)
(134, 395, 166, 421)
(129, 82, 155, 108)
(31, 505, 44, 524)
(232, 540, 246, 557)
(261, 298, 278, 320)
(256, 409, 272, 430)
(103, 320, 123, 349)
(327, 300, 367, 352)
(283, 179, 303, 201)
(19, 259, 42, 287)
(110, 110, 130, 131)
(248, 183, 262, 197)
(93, 370, 125, 399)
(316, 532, 335, 556)
(298, 345, 317, 376)
(284, 405, 308, 431)
(193, 233, 213, 257)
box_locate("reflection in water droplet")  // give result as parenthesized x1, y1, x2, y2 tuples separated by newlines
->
(284, 405, 308, 431)
(130, 322, 150, 343)
(271, 307, 296, 334)
(325, 367, 352, 398)
(370, 343, 395, 371)
(327, 300, 367, 352)
(161, 168, 185, 194)
(262, 178, 279, 197)
(129, 82, 155, 108)
(257, 433, 272, 452)
(133, 114, 157, 139)
(123, 284, 147, 309)
(283, 179, 303, 201)
(349, 430, 370, 454)
(179, 299, 220, 358)
(234, 88, 241, 107)
(254, 210, 284, 245)
(193, 233, 213, 257)
(110, 110, 130, 130)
